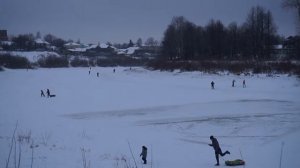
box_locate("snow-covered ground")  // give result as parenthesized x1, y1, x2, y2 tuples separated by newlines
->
(0, 67, 300, 168)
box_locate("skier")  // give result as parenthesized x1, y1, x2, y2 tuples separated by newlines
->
(140, 146, 147, 164)
(46, 89, 50, 98)
(232, 80, 235, 87)
(113, 69, 115, 73)
(243, 80, 246, 88)
(97, 72, 99, 77)
(209, 136, 230, 166)
(41, 90, 45, 97)
(211, 81, 215, 89)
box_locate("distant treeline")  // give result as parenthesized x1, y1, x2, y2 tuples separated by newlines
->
(160, 6, 299, 61)
(0, 53, 149, 69)
(147, 60, 300, 75)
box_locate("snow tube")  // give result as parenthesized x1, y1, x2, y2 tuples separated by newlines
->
(225, 159, 245, 166)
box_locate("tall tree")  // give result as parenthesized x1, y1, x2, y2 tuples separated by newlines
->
(12, 34, 35, 50)
(44, 34, 56, 44)
(136, 38, 143, 47)
(227, 22, 239, 60)
(243, 6, 277, 60)
(36, 31, 41, 39)
(162, 24, 177, 60)
(205, 19, 226, 59)
(128, 40, 134, 47)
(145, 37, 158, 47)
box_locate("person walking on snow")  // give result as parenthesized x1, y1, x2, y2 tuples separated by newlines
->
(140, 146, 147, 164)
(243, 80, 246, 88)
(46, 89, 50, 98)
(211, 81, 215, 89)
(209, 135, 230, 166)
(41, 90, 45, 97)
(232, 80, 235, 87)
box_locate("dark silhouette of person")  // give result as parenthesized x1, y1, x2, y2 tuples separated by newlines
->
(113, 69, 115, 73)
(97, 72, 99, 77)
(209, 136, 230, 166)
(41, 90, 45, 97)
(140, 146, 147, 164)
(211, 81, 215, 89)
(243, 80, 246, 88)
(232, 80, 235, 87)
(46, 89, 50, 98)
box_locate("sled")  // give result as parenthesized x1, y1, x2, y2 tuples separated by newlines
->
(225, 159, 245, 166)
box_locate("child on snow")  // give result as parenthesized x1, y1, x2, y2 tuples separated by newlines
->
(140, 146, 147, 164)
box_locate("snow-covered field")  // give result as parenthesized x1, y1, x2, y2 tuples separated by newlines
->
(1, 67, 300, 168)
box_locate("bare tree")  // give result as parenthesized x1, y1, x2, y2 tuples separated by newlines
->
(35, 31, 41, 39)
(136, 38, 143, 47)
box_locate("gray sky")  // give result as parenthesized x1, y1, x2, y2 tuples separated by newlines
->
(0, 0, 298, 44)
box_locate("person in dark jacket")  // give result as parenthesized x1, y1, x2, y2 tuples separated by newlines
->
(41, 90, 45, 97)
(140, 146, 147, 164)
(211, 81, 215, 89)
(209, 136, 230, 166)
(46, 89, 50, 98)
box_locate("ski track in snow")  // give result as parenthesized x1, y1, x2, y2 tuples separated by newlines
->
(138, 112, 300, 126)
(62, 98, 294, 120)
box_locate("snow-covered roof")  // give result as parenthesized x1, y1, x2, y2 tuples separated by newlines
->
(87, 44, 98, 49)
(117, 47, 140, 55)
(100, 43, 109, 48)
(68, 48, 87, 52)
(35, 39, 50, 45)
(68, 43, 112, 52)
(127, 47, 139, 54)
(0, 41, 13, 46)
(64, 42, 81, 46)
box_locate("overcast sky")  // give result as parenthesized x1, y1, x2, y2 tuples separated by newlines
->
(0, 0, 298, 44)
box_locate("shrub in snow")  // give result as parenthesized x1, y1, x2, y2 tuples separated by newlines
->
(70, 57, 89, 67)
(0, 54, 30, 69)
(38, 55, 68, 68)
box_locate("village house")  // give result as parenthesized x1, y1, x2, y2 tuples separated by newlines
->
(0, 30, 8, 41)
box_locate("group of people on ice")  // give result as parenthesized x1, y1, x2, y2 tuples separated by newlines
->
(89, 67, 116, 77)
(139, 135, 240, 166)
(211, 79, 246, 89)
(40, 89, 55, 98)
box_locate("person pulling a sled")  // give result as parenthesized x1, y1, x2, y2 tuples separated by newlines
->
(209, 135, 230, 166)
(46, 89, 50, 98)
(140, 146, 147, 164)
